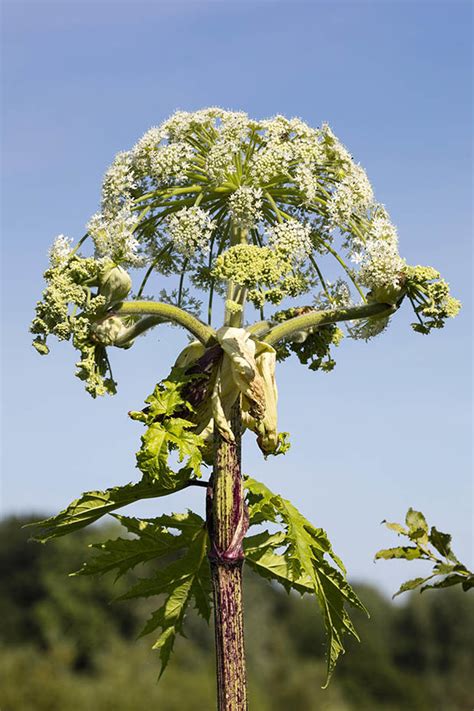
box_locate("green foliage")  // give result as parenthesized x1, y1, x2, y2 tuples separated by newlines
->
(273, 306, 344, 372)
(78, 511, 212, 676)
(29, 479, 190, 543)
(28, 365, 213, 678)
(244, 477, 367, 686)
(376, 508, 473, 596)
(5, 516, 474, 710)
(130, 367, 206, 481)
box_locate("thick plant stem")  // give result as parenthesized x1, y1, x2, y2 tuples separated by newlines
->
(114, 300, 216, 346)
(208, 402, 248, 711)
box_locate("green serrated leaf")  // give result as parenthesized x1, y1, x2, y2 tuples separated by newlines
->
(74, 513, 199, 580)
(145, 577, 195, 676)
(382, 521, 408, 535)
(429, 526, 458, 562)
(393, 576, 433, 598)
(420, 574, 468, 593)
(405, 508, 428, 542)
(28, 479, 189, 542)
(145, 378, 190, 419)
(245, 477, 343, 571)
(244, 477, 366, 686)
(244, 530, 312, 595)
(134, 372, 205, 483)
(137, 417, 204, 481)
(116, 514, 211, 676)
(375, 546, 424, 561)
(432, 561, 457, 575)
(377, 508, 473, 599)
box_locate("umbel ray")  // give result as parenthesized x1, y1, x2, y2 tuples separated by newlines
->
(30, 108, 459, 710)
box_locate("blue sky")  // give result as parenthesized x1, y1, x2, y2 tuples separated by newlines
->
(1, 0, 472, 595)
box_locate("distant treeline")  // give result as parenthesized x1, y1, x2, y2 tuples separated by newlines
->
(0, 516, 472, 711)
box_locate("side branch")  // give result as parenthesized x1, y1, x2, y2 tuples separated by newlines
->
(246, 319, 273, 338)
(114, 316, 165, 346)
(263, 302, 397, 346)
(114, 301, 216, 346)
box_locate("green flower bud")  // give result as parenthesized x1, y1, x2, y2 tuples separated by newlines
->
(91, 316, 126, 346)
(368, 283, 404, 305)
(32, 338, 50, 356)
(99, 264, 132, 304)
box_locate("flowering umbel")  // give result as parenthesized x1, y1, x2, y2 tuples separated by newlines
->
(31, 107, 460, 396)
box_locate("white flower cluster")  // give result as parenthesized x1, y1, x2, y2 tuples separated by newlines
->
(161, 108, 250, 143)
(147, 142, 194, 185)
(228, 186, 263, 229)
(367, 208, 398, 243)
(101, 152, 136, 216)
(218, 111, 252, 143)
(132, 138, 193, 185)
(161, 108, 219, 141)
(49, 234, 73, 266)
(81, 108, 405, 293)
(249, 142, 293, 184)
(251, 116, 324, 196)
(206, 141, 239, 183)
(294, 164, 319, 204)
(358, 238, 405, 291)
(268, 220, 312, 263)
(131, 125, 166, 174)
(321, 123, 353, 165)
(260, 115, 318, 143)
(167, 206, 215, 257)
(357, 210, 405, 292)
(327, 164, 374, 228)
(135, 109, 249, 185)
(88, 208, 143, 267)
(329, 279, 353, 307)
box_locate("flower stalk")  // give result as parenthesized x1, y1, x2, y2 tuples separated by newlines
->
(264, 301, 398, 346)
(114, 300, 216, 346)
(207, 402, 248, 711)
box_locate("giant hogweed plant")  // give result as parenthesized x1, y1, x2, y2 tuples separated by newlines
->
(30, 109, 459, 709)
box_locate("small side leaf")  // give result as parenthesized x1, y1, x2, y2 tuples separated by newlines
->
(375, 546, 424, 561)
(382, 521, 408, 535)
(393, 577, 434, 598)
(376, 508, 473, 598)
(405, 508, 429, 543)
(429, 527, 458, 562)
(420, 574, 468, 593)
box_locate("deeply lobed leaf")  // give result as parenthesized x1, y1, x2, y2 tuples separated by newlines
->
(244, 477, 366, 686)
(28, 479, 189, 542)
(132, 368, 206, 482)
(114, 513, 212, 675)
(74, 513, 203, 580)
